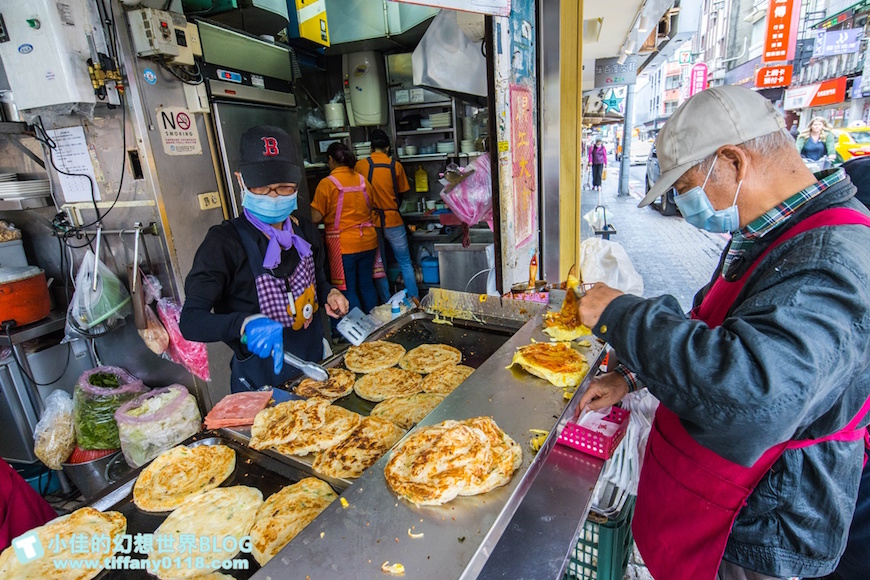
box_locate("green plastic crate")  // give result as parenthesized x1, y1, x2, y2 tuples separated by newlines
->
(564, 496, 636, 580)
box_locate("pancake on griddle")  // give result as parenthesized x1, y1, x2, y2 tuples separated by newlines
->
(399, 343, 462, 374)
(272, 405, 362, 456)
(421, 364, 475, 395)
(250, 477, 338, 566)
(0, 507, 126, 580)
(133, 444, 235, 512)
(353, 367, 423, 402)
(370, 393, 445, 429)
(344, 340, 406, 373)
(508, 342, 590, 387)
(249, 398, 330, 450)
(294, 368, 356, 401)
(312, 416, 406, 479)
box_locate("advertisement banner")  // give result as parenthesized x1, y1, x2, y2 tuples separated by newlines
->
(762, 0, 801, 63)
(594, 57, 638, 89)
(756, 64, 793, 88)
(688, 62, 708, 97)
(783, 77, 847, 110)
(814, 28, 862, 58)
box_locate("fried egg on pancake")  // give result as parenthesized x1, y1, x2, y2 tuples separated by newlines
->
(508, 342, 590, 387)
(312, 416, 406, 479)
(370, 393, 445, 429)
(133, 444, 235, 512)
(272, 405, 362, 456)
(353, 367, 423, 402)
(0, 508, 126, 580)
(294, 368, 356, 401)
(399, 344, 462, 374)
(249, 398, 330, 450)
(344, 340, 406, 373)
(250, 477, 338, 566)
(421, 364, 475, 395)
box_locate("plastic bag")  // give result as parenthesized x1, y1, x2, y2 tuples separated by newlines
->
(73, 366, 148, 450)
(33, 390, 76, 469)
(138, 305, 169, 355)
(440, 152, 493, 228)
(142, 274, 163, 305)
(0, 220, 21, 242)
(115, 385, 202, 468)
(157, 298, 210, 381)
(305, 109, 326, 130)
(583, 206, 611, 231)
(578, 238, 644, 296)
(69, 250, 132, 333)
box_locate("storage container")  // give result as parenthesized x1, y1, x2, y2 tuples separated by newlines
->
(564, 496, 636, 580)
(0, 239, 26, 267)
(421, 256, 439, 284)
(557, 406, 630, 459)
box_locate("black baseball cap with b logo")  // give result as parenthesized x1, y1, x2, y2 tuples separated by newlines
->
(238, 125, 302, 188)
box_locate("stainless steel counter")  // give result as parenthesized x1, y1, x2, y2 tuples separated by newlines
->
(255, 304, 605, 579)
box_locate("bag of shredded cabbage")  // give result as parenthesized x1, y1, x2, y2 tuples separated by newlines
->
(33, 390, 76, 469)
(73, 366, 148, 450)
(115, 385, 202, 468)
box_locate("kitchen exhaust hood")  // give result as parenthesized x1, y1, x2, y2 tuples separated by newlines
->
(412, 10, 487, 106)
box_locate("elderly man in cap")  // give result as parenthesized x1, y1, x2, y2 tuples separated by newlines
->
(577, 85, 870, 579)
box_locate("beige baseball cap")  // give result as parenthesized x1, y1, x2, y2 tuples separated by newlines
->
(639, 85, 786, 208)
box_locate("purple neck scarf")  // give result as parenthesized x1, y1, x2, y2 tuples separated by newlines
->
(244, 208, 312, 269)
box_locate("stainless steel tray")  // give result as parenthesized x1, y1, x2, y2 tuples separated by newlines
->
(89, 433, 327, 579)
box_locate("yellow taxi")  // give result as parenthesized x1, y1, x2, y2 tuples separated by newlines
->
(834, 128, 870, 162)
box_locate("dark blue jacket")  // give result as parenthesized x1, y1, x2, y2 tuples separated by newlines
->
(596, 175, 870, 577)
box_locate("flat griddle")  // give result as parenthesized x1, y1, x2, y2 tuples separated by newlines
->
(89, 433, 326, 579)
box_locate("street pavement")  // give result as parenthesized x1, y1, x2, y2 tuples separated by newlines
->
(580, 158, 728, 312)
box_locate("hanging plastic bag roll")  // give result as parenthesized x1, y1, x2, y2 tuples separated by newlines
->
(68, 250, 132, 333)
(157, 298, 210, 381)
(439, 152, 494, 228)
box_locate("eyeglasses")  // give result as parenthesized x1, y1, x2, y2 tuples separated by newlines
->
(248, 184, 297, 196)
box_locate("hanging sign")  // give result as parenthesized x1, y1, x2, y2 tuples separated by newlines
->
(762, 0, 801, 63)
(814, 28, 862, 57)
(755, 64, 793, 88)
(156, 107, 202, 156)
(594, 57, 638, 89)
(783, 76, 847, 110)
(688, 62, 708, 97)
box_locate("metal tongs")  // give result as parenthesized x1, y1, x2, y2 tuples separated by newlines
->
(283, 350, 328, 382)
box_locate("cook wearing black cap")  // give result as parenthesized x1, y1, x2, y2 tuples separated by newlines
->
(180, 125, 348, 392)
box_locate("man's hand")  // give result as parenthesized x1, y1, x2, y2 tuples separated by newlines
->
(575, 371, 629, 417)
(325, 288, 349, 318)
(578, 282, 624, 329)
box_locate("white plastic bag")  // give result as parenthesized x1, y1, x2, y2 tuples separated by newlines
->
(69, 250, 132, 333)
(583, 206, 611, 231)
(33, 390, 76, 470)
(578, 238, 644, 296)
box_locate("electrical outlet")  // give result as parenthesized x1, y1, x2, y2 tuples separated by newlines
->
(198, 191, 221, 210)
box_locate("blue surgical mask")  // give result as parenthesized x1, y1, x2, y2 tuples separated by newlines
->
(241, 184, 298, 223)
(673, 157, 742, 233)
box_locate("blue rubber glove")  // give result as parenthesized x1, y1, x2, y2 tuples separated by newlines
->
(243, 317, 283, 375)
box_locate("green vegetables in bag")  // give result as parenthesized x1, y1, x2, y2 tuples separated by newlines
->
(72, 367, 148, 450)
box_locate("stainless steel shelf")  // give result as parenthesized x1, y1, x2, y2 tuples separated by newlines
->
(393, 101, 452, 110)
(397, 128, 454, 136)
(399, 154, 449, 161)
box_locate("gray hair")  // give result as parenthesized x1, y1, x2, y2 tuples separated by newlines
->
(696, 128, 795, 172)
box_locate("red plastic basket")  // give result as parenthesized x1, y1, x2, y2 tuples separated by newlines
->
(557, 406, 630, 459)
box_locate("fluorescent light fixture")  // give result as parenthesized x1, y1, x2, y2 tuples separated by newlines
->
(638, 16, 651, 32)
(625, 39, 637, 54)
(617, 52, 628, 65)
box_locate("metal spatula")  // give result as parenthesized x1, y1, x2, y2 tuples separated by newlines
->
(337, 307, 379, 346)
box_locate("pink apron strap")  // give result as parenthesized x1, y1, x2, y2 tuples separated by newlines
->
(327, 175, 345, 231)
(787, 394, 870, 449)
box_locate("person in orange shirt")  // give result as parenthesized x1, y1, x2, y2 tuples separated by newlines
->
(355, 129, 418, 302)
(311, 142, 379, 313)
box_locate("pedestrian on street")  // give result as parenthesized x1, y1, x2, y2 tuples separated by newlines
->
(577, 85, 870, 580)
(589, 139, 607, 190)
(796, 116, 836, 165)
(789, 120, 799, 138)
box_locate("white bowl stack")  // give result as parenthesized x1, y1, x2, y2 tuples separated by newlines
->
(436, 141, 455, 154)
(353, 141, 371, 158)
(404, 145, 418, 156)
(460, 140, 475, 154)
(429, 112, 451, 128)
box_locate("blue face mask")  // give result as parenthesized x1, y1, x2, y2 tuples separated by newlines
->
(673, 157, 743, 233)
(241, 185, 298, 223)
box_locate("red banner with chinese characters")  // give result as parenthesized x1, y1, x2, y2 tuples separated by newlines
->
(756, 64, 793, 88)
(762, 0, 801, 63)
(510, 84, 536, 248)
(689, 63, 708, 97)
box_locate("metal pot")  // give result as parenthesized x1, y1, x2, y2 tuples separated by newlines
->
(0, 266, 51, 326)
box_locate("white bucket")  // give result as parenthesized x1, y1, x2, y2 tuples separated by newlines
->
(324, 104, 346, 128)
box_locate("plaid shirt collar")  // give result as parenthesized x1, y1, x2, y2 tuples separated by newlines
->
(722, 168, 845, 276)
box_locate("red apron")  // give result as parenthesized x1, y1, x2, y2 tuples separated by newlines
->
(324, 174, 385, 291)
(1, 460, 57, 551)
(633, 208, 870, 580)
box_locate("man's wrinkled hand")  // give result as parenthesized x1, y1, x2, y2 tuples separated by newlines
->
(325, 288, 349, 318)
(578, 282, 624, 329)
(575, 371, 629, 416)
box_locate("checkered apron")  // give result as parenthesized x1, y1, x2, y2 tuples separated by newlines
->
(324, 174, 385, 291)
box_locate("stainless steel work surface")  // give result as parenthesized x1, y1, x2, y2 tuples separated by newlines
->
(255, 312, 605, 579)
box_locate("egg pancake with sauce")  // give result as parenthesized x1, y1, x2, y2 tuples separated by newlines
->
(0, 508, 126, 580)
(543, 284, 592, 341)
(421, 364, 475, 395)
(508, 342, 590, 387)
(249, 398, 330, 450)
(133, 444, 236, 512)
(312, 416, 406, 479)
(294, 368, 356, 400)
(344, 340, 406, 373)
(353, 367, 423, 402)
(399, 343, 462, 374)
(370, 393, 445, 429)
(272, 405, 362, 456)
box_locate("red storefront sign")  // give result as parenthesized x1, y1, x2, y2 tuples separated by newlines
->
(688, 62, 708, 97)
(755, 64, 793, 88)
(783, 77, 847, 110)
(762, 0, 801, 63)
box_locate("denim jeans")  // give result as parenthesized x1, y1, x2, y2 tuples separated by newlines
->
(342, 249, 378, 313)
(375, 225, 419, 302)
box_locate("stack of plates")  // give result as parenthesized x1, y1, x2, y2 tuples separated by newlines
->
(436, 141, 455, 154)
(429, 113, 451, 128)
(0, 178, 51, 200)
(405, 145, 418, 156)
(353, 141, 371, 158)
(460, 139, 475, 154)
(0, 173, 17, 182)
